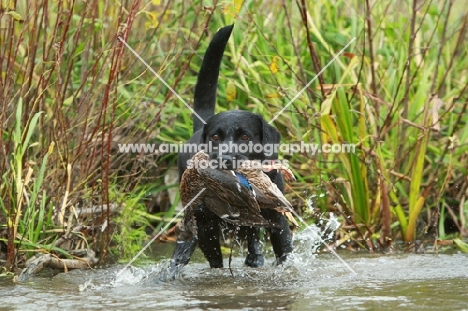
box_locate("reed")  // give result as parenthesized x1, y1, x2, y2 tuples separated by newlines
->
(1, 0, 467, 272)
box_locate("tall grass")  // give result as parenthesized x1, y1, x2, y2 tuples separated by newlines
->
(1, 0, 467, 272)
(212, 0, 468, 250)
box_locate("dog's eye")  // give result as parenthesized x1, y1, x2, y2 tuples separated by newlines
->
(240, 134, 249, 141)
(211, 134, 219, 141)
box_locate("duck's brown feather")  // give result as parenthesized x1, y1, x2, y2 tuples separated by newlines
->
(178, 152, 280, 241)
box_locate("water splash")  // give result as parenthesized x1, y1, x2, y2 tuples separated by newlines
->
(286, 211, 357, 275)
(293, 225, 322, 256)
(79, 260, 171, 291)
(306, 192, 325, 211)
(113, 266, 151, 285)
(78, 213, 353, 291)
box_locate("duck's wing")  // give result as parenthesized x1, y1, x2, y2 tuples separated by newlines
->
(175, 166, 201, 242)
(248, 183, 298, 227)
(180, 167, 206, 206)
(197, 168, 278, 227)
(203, 197, 272, 227)
(247, 177, 294, 211)
(236, 169, 298, 227)
(197, 168, 258, 207)
(249, 183, 279, 207)
(204, 197, 240, 222)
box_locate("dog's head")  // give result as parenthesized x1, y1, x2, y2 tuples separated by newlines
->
(201, 110, 280, 169)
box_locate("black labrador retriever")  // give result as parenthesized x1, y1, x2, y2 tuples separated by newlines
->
(170, 25, 292, 271)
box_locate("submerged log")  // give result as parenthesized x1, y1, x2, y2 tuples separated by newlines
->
(17, 249, 99, 282)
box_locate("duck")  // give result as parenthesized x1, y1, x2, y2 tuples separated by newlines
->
(177, 151, 278, 240)
(235, 160, 299, 227)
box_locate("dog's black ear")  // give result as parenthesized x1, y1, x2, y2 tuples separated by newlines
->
(258, 115, 281, 159)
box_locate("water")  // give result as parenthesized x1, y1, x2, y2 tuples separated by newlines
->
(1, 230, 468, 310)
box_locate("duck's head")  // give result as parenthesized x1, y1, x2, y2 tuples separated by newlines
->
(188, 151, 211, 170)
(192, 150, 210, 162)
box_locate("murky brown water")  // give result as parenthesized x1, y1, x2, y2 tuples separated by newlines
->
(1, 231, 468, 310)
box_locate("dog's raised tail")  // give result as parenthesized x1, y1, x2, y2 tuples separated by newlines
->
(193, 24, 234, 132)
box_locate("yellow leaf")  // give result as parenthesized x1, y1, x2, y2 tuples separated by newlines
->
(234, 0, 244, 14)
(151, 0, 161, 5)
(1, 0, 15, 10)
(226, 81, 237, 102)
(269, 56, 279, 74)
(63, 95, 74, 106)
(266, 92, 281, 99)
(48, 142, 55, 155)
(5, 11, 24, 22)
(144, 11, 159, 29)
(299, 163, 309, 170)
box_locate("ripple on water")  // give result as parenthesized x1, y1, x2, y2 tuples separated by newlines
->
(2, 220, 468, 310)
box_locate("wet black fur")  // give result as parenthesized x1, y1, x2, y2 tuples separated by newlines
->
(170, 25, 293, 271)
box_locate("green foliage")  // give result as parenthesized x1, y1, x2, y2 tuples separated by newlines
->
(0, 99, 57, 265)
(111, 186, 151, 262)
(454, 239, 468, 253)
(1, 0, 468, 271)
